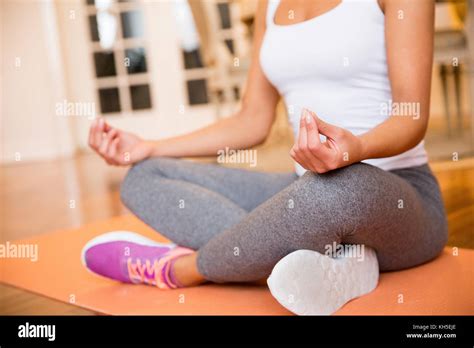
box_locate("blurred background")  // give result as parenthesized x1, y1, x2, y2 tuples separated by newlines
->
(0, 0, 473, 313)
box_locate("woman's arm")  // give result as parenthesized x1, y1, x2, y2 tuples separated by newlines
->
(89, 0, 279, 164)
(359, 0, 434, 159)
(152, 0, 278, 157)
(290, 0, 435, 173)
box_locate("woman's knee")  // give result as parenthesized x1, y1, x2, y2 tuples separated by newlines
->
(295, 164, 379, 212)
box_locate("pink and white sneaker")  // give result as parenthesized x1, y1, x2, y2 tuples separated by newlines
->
(81, 231, 193, 289)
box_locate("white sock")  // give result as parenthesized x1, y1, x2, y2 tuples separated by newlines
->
(267, 246, 379, 315)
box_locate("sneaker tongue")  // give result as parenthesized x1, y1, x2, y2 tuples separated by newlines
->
(157, 247, 195, 289)
(161, 260, 175, 288)
(167, 259, 182, 288)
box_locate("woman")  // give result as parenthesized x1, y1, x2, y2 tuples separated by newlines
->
(82, 0, 447, 315)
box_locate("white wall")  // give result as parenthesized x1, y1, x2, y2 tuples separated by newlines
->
(1, 0, 75, 164)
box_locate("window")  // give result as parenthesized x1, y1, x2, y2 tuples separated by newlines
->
(174, 0, 242, 107)
(130, 84, 152, 110)
(120, 11, 144, 38)
(125, 47, 147, 74)
(85, 0, 152, 115)
(217, 2, 232, 29)
(93, 51, 117, 77)
(98, 87, 121, 113)
(186, 79, 209, 105)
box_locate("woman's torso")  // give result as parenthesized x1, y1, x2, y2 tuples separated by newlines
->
(259, 0, 428, 176)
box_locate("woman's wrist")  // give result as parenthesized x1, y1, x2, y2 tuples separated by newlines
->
(147, 140, 163, 158)
(357, 134, 371, 162)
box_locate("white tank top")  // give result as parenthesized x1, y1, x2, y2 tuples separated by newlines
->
(260, 0, 428, 176)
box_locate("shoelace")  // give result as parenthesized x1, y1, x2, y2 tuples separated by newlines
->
(126, 247, 193, 289)
(127, 257, 172, 289)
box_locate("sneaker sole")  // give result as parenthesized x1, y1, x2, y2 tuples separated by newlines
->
(267, 248, 379, 315)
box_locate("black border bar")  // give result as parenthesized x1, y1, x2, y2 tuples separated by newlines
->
(0, 315, 472, 345)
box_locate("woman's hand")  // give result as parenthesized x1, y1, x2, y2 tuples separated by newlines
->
(88, 118, 154, 166)
(290, 109, 366, 174)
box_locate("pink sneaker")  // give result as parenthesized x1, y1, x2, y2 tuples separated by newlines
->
(81, 231, 193, 289)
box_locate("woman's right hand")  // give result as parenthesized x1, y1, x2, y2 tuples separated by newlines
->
(88, 118, 154, 166)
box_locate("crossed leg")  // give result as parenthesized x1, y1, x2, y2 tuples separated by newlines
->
(121, 158, 447, 286)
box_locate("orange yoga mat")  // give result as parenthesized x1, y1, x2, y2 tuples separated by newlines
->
(1, 215, 473, 315)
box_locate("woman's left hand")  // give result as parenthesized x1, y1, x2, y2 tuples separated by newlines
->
(290, 109, 366, 174)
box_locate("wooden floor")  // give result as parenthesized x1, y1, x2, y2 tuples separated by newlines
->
(1, 148, 473, 315)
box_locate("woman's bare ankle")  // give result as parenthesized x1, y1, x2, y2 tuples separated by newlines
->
(172, 252, 207, 287)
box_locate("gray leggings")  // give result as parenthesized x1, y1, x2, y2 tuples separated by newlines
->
(120, 158, 448, 283)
